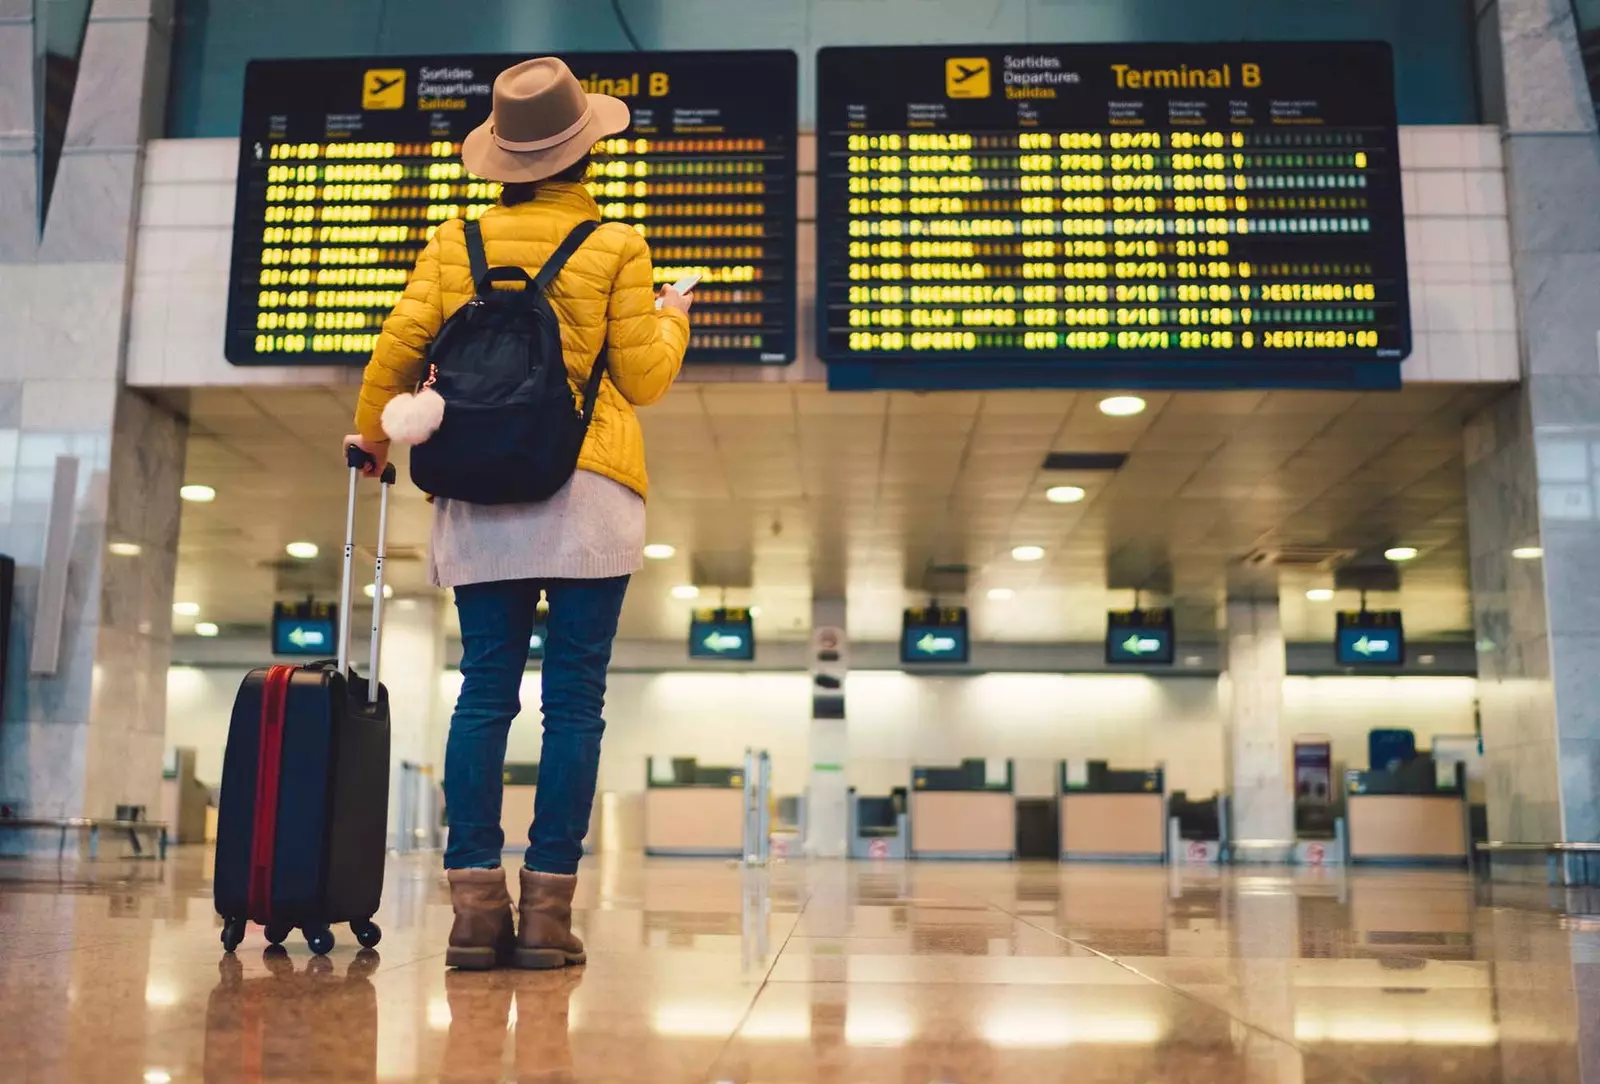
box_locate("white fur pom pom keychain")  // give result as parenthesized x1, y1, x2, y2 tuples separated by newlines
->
(381, 386, 445, 446)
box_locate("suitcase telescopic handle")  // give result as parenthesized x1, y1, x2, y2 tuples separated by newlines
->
(338, 444, 395, 704)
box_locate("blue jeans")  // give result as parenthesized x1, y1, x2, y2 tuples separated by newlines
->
(443, 576, 629, 873)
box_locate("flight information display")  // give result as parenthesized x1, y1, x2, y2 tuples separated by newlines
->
(817, 42, 1409, 388)
(227, 51, 798, 366)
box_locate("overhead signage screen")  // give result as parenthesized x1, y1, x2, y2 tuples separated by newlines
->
(689, 608, 756, 662)
(901, 607, 970, 664)
(228, 51, 799, 367)
(1336, 610, 1404, 666)
(272, 600, 338, 657)
(1106, 609, 1175, 665)
(817, 42, 1408, 390)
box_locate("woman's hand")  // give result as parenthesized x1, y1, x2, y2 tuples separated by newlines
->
(342, 435, 390, 478)
(658, 285, 694, 316)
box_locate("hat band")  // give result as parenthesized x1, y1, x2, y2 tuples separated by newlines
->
(492, 107, 594, 153)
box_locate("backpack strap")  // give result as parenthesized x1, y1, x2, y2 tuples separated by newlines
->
(532, 220, 603, 294)
(463, 219, 490, 295)
(579, 350, 608, 425)
(536, 220, 608, 421)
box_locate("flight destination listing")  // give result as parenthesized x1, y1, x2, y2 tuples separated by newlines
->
(227, 51, 798, 366)
(816, 42, 1410, 369)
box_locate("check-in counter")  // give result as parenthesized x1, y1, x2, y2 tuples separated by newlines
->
(643, 757, 746, 857)
(849, 787, 909, 859)
(1168, 790, 1228, 864)
(1345, 760, 1469, 865)
(910, 760, 1015, 859)
(160, 747, 209, 845)
(1060, 761, 1166, 862)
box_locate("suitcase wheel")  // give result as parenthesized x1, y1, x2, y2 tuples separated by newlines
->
(305, 927, 335, 956)
(264, 923, 292, 947)
(220, 917, 247, 953)
(353, 919, 382, 950)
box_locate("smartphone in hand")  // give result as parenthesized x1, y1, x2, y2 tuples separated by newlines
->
(656, 273, 702, 309)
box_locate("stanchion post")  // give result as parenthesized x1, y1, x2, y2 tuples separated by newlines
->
(758, 750, 772, 863)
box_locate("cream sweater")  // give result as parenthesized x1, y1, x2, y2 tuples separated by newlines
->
(427, 469, 645, 588)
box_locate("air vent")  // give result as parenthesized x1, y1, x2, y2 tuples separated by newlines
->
(257, 557, 310, 573)
(1042, 452, 1128, 472)
(1241, 545, 1355, 571)
(358, 544, 424, 563)
(919, 563, 970, 595)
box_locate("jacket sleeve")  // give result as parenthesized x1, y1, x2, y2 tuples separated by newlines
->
(603, 226, 689, 407)
(353, 225, 449, 442)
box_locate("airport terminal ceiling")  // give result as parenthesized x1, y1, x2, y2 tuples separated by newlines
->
(168, 383, 1493, 646)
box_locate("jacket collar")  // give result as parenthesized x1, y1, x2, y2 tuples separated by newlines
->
(522, 181, 601, 218)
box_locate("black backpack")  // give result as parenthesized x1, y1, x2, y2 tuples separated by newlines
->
(409, 218, 606, 505)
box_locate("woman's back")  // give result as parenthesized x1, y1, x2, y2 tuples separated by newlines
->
(354, 180, 688, 500)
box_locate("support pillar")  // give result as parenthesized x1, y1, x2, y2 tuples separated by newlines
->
(0, 0, 184, 844)
(1466, 0, 1600, 845)
(1224, 597, 1293, 856)
(805, 598, 849, 859)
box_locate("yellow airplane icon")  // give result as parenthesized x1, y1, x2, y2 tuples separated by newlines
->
(946, 57, 991, 98)
(363, 68, 406, 110)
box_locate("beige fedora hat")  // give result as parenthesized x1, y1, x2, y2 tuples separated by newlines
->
(462, 57, 631, 183)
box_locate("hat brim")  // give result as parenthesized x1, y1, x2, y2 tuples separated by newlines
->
(461, 93, 631, 183)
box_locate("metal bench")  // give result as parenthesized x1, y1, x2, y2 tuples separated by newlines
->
(0, 817, 169, 860)
(1475, 841, 1600, 886)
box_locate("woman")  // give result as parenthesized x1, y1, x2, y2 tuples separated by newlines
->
(343, 57, 691, 970)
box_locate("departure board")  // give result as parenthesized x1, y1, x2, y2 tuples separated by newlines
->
(227, 51, 798, 366)
(817, 42, 1409, 389)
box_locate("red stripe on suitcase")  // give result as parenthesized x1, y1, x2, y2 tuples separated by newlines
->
(248, 665, 295, 922)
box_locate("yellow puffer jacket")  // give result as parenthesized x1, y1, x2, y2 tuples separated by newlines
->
(353, 182, 689, 499)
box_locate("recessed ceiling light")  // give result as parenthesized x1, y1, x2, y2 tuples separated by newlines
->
(1184, 655, 1204, 667)
(1305, 588, 1335, 602)
(1098, 395, 1147, 418)
(285, 541, 319, 560)
(1011, 545, 1045, 562)
(108, 541, 142, 557)
(363, 583, 395, 599)
(1418, 654, 1437, 665)
(671, 584, 701, 600)
(1512, 546, 1543, 560)
(179, 484, 216, 503)
(1046, 485, 1087, 505)
(643, 543, 677, 560)
(172, 602, 200, 617)
(194, 622, 219, 638)
(1384, 546, 1418, 562)
(988, 588, 1016, 600)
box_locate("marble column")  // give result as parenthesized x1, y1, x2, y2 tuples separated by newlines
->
(0, 0, 184, 845)
(1464, 0, 1600, 846)
(1223, 597, 1294, 856)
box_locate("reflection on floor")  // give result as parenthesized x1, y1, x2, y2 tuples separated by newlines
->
(1, 851, 1598, 1082)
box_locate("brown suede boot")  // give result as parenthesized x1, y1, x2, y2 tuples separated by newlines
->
(515, 868, 586, 970)
(446, 867, 516, 970)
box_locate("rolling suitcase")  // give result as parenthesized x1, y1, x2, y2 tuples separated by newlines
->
(214, 448, 396, 956)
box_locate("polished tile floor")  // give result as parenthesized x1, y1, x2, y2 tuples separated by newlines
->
(1, 850, 1598, 1082)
